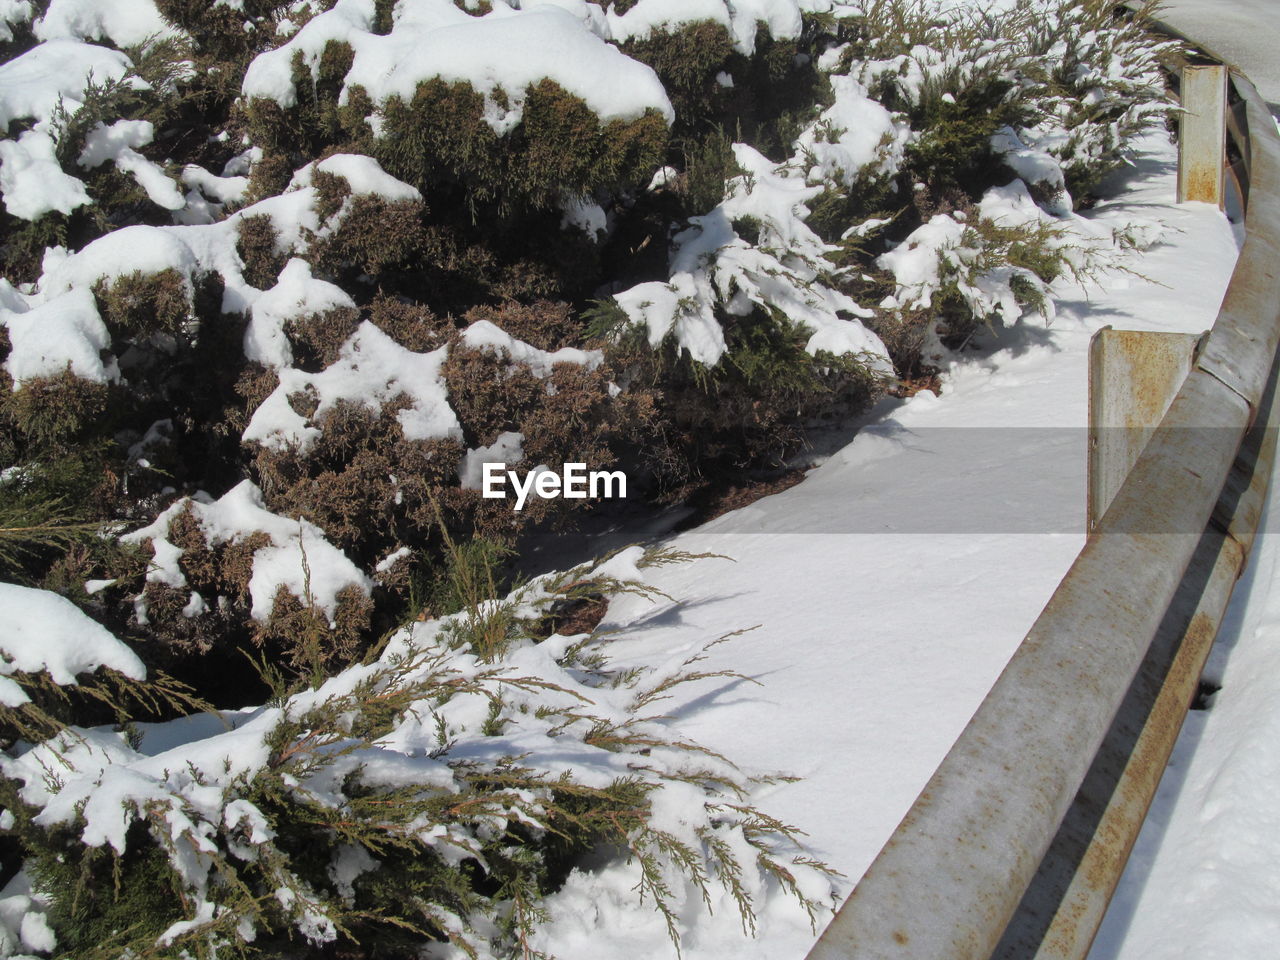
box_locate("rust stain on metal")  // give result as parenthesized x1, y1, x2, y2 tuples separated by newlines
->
(1183, 165, 1222, 204)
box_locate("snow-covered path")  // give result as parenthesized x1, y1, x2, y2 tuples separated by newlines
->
(1157, 0, 1280, 107)
(528, 133, 1240, 958)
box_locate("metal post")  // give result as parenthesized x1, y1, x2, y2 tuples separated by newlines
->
(1088, 328, 1204, 531)
(1178, 64, 1228, 205)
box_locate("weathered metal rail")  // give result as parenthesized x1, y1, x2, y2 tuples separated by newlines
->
(805, 20, 1280, 960)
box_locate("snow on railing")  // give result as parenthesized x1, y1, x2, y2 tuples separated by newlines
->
(804, 22, 1280, 960)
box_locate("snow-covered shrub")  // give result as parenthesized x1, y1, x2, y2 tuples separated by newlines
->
(0, 0, 1177, 662)
(120, 480, 375, 673)
(0, 579, 194, 744)
(835, 0, 1175, 210)
(1012, 0, 1177, 201)
(874, 177, 1117, 355)
(240, 3, 675, 215)
(0, 1, 1185, 954)
(0, 550, 833, 960)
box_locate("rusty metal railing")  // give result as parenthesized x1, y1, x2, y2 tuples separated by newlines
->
(805, 25, 1280, 960)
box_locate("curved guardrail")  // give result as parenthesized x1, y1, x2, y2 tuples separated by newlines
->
(805, 19, 1280, 960)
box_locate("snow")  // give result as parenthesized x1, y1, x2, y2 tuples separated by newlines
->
(77, 119, 185, 211)
(0, 1, 34, 43)
(459, 430, 525, 490)
(1, 152, 417, 386)
(123, 480, 371, 622)
(244, 258, 356, 369)
(180, 164, 249, 206)
(0, 286, 116, 386)
(0, 888, 55, 957)
(0, 130, 92, 219)
(615, 143, 892, 368)
(877, 213, 970, 309)
(244, 320, 460, 453)
(1, 564, 825, 953)
(0, 113, 1238, 950)
(0, 38, 133, 129)
(0, 2, 1256, 955)
(992, 125, 1072, 215)
(0, 582, 147, 705)
(33, 0, 180, 49)
(561, 195, 608, 238)
(243, 2, 675, 130)
(600, 0, 811, 55)
(0, 38, 145, 219)
(299, 152, 424, 202)
(460, 319, 602, 375)
(25, 152, 417, 316)
(797, 75, 910, 187)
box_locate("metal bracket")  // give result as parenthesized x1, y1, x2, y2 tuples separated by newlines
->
(1087, 327, 1208, 532)
(1179, 64, 1228, 206)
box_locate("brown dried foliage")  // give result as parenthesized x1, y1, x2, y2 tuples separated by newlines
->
(236, 214, 287, 290)
(93, 269, 191, 336)
(286, 306, 360, 372)
(306, 195, 428, 278)
(2, 371, 110, 447)
(366, 295, 452, 353)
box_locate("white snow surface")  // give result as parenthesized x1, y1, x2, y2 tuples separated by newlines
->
(458, 430, 525, 489)
(0, 38, 143, 219)
(244, 319, 461, 453)
(77, 119, 185, 211)
(0, 38, 133, 129)
(616, 143, 893, 368)
(0, 582, 146, 707)
(0, 1, 34, 42)
(796, 74, 910, 186)
(0, 129, 92, 219)
(0, 152, 418, 387)
(244, 258, 356, 369)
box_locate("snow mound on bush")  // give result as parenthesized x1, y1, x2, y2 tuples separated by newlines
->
(0, 38, 143, 219)
(124, 480, 372, 622)
(616, 143, 891, 368)
(33, 0, 180, 49)
(244, 0, 675, 130)
(0, 583, 146, 707)
(798, 75, 910, 187)
(0, 286, 117, 386)
(244, 320, 461, 453)
(1, 549, 834, 957)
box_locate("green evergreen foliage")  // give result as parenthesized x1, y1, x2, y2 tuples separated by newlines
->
(620, 21, 737, 139)
(368, 77, 668, 215)
(0, 482, 102, 582)
(595, 304, 880, 489)
(0, 550, 831, 960)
